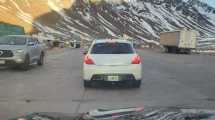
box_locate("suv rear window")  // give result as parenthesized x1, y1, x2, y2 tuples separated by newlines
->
(91, 42, 134, 54)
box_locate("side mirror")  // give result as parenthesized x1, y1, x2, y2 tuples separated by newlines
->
(28, 42, 35, 46)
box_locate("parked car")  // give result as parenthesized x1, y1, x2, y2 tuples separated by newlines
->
(83, 39, 142, 88)
(0, 35, 46, 70)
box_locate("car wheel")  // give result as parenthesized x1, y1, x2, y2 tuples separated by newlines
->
(84, 80, 91, 88)
(20, 55, 30, 71)
(37, 52, 44, 66)
(133, 80, 141, 88)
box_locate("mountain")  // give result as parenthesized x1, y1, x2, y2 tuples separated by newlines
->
(1, 0, 215, 48)
(0, 0, 73, 33)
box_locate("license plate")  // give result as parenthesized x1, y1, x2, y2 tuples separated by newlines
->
(0, 60, 5, 64)
(107, 76, 119, 81)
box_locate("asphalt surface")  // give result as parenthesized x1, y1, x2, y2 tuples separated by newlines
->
(0, 48, 215, 119)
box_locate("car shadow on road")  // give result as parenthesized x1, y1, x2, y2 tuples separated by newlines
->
(86, 82, 142, 90)
(0, 65, 39, 72)
(0, 67, 19, 72)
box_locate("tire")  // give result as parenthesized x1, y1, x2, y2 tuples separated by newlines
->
(84, 80, 91, 88)
(176, 48, 180, 54)
(133, 80, 141, 88)
(37, 52, 45, 66)
(186, 49, 191, 54)
(164, 46, 169, 53)
(172, 47, 177, 54)
(166, 46, 171, 53)
(20, 55, 30, 71)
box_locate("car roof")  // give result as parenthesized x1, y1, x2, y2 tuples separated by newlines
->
(94, 39, 132, 44)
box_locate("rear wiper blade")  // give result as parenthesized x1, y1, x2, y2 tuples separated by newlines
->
(83, 108, 215, 120)
(11, 108, 215, 120)
(10, 113, 58, 120)
(11, 112, 84, 120)
(83, 107, 144, 120)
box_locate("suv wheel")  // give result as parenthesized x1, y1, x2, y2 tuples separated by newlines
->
(133, 80, 141, 88)
(37, 52, 44, 66)
(84, 80, 91, 88)
(21, 55, 30, 70)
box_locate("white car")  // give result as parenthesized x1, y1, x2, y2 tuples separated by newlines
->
(83, 39, 142, 88)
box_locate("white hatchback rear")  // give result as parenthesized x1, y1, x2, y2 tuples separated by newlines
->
(83, 39, 142, 88)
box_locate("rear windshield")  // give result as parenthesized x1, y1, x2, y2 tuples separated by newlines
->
(91, 42, 134, 54)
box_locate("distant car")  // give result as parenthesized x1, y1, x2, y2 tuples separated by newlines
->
(70, 40, 81, 48)
(83, 39, 142, 88)
(0, 35, 46, 70)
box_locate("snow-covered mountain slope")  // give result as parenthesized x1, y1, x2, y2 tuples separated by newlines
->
(1, 0, 215, 48)
(32, 0, 215, 48)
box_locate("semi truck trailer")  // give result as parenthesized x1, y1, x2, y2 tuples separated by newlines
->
(160, 29, 198, 54)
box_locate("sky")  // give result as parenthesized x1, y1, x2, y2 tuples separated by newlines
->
(183, 0, 215, 7)
(203, 0, 215, 7)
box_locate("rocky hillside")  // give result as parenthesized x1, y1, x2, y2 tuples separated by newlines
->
(0, 0, 73, 33)
(32, 0, 215, 47)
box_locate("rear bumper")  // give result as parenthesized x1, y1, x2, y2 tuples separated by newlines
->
(83, 64, 142, 81)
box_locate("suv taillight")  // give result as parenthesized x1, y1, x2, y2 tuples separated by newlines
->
(132, 55, 141, 64)
(84, 55, 95, 65)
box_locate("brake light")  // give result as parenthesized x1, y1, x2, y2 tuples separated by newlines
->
(132, 55, 141, 64)
(84, 55, 95, 65)
(135, 107, 144, 112)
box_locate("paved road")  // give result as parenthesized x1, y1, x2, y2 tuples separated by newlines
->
(0, 49, 215, 119)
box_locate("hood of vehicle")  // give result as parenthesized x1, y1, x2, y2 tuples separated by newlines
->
(0, 45, 26, 51)
(11, 107, 215, 120)
(90, 54, 135, 66)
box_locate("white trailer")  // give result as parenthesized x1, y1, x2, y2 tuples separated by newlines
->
(160, 29, 198, 54)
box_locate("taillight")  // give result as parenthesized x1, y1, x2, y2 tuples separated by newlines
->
(135, 107, 144, 112)
(84, 55, 95, 65)
(132, 54, 141, 64)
